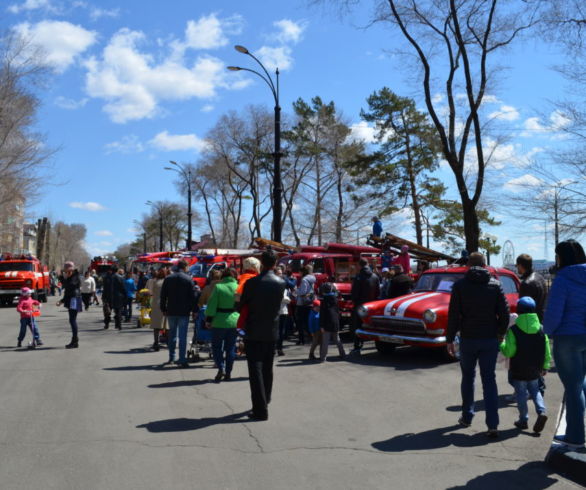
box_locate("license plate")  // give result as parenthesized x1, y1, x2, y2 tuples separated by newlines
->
(380, 337, 404, 344)
(341, 312, 351, 317)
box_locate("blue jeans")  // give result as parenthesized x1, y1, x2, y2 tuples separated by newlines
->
(553, 334, 586, 445)
(211, 328, 237, 374)
(459, 338, 500, 429)
(167, 316, 189, 363)
(18, 318, 40, 342)
(124, 298, 133, 320)
(512, 378, 546, 421)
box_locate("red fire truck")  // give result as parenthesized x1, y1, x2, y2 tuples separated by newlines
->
(89, 256, 118, 276)
(0, 254, 50, 305)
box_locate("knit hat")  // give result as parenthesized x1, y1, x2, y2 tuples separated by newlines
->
(517, 296, 536, 314)
(401, 245, 409, 252)
(20, 287, 31, 296)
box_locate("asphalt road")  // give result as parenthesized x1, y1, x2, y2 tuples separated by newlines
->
(0, 300, 579, 490)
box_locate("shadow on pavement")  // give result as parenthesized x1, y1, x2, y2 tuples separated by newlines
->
(104, 348, 152, 354)
(148, 377, 248, 388)
(277, 358, 319, 367)
(445, 394, 515, 412)
(372, 424, 519, 451)
(103, 364, 161, 371)
(446, 461, 559, 489)
(137, 411, 251, 432)
(344, 346, 448, 371)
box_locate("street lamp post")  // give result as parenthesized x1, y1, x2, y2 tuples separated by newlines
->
(146, 201, 164, 251)
(228, 44, 282, 243)
(165, 161, 192, 250)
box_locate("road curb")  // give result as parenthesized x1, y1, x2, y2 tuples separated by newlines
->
(545, 402, 586, 487)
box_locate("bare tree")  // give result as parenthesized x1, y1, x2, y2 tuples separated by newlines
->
(313, 0, 542, 251)
(0, 31, 54, 208)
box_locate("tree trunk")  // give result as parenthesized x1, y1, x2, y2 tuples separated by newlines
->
(462, 198, 480, 252)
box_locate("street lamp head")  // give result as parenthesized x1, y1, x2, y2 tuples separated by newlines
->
(227, 66, 241, 71)
(169, 160, 177, 166)
(163, 167, 174, 171)
(234, 45, 249, 54)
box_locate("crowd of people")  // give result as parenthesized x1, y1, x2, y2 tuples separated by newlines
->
(11, 240, 586, 444)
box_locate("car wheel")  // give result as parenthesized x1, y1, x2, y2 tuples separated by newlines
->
(375, 341, 396, 356)
(442, 335, 460, 362)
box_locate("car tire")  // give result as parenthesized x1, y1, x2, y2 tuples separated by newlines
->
(375, 341, 396, 356)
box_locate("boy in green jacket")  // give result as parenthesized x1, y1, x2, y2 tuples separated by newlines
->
(206, 268, 240, 382)
(500, 296, 552, 434)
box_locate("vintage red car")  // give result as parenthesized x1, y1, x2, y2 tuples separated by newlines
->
(355, 264, 520, 360)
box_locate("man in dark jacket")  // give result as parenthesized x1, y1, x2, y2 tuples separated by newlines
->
(239, 250, 286, 421)
(111, 268, 127, 331)
(447, 252, 510, 438)
(160, 259, 197, 368)
(388, 265, 414, 298)
(516, 254, 547, 321)
(351, 258, 380, 352)
(102, 267, 114, 329)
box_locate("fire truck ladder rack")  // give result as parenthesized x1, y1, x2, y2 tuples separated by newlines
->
(367, 233, 455, 263)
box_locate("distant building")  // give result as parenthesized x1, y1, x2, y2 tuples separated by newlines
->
(0, 196, 38, 255)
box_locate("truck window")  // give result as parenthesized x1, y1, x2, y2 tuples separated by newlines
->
(288, 259, 304, 273)
(0, 262, 33, 272)
(311, 259, 325, 274)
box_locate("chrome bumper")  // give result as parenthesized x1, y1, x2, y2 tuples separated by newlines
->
(356, 328, 447, 344)
(0, 290, 20, 295)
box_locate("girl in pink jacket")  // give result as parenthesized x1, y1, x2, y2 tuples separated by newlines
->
(16, 287, 42, 348)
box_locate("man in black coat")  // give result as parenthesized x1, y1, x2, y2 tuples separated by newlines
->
(388, 265, 414, 298)
(101, 267, 114, 329)
(239, 250, 286, 421)
(447, 252, 510, 438)
(516, 254, 547, 321)
(350, 258, 380, 352)
(160, 259, 197, 368)
(111, 268, 127, 331)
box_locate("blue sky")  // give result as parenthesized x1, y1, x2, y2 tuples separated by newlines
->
(1, 0, 572, 264)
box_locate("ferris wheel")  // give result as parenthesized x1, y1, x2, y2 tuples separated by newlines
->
(502, 240, 515, 267)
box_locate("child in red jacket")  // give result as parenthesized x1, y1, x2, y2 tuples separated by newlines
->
(16, 287, 42, 348)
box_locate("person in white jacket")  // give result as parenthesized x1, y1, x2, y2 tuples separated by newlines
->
(275, 267, 292, 356)
(80, 271, 96, 311)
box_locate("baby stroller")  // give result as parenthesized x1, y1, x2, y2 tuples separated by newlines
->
(135, 289, 152, 329)
(187, 306, 213, 362)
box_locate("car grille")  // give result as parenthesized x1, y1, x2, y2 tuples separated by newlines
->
(0, 281, 23, 289)
(368, 316, 427, 335)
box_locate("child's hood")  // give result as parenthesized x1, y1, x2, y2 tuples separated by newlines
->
(515, 312, 541, 334)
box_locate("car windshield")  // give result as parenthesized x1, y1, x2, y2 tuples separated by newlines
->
(189, 263, 211, 278)
(414, 273, 465, 292)
(0, 262, 33, 272)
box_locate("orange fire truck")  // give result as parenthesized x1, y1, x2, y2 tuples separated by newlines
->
(0, 254, 50, 306)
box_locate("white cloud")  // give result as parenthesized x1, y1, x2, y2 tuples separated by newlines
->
(482, 94, 500, 104)
(94, 230, 113, 236)
(171, 13, 243, 57)
(150, 130, 209, 152)
(7, 0, 55, 14)
(483, 138, 543, 170)
(85, 28, 238, 123)
(489, 105, 519, 121)
(69, 201, 106, 211)
(347, 121, 377, 144)
(54, 96, 88, 110)
(90, 7, 120, 21)
(272, 19, 306, 44)
(503, 174, 543, 193)
(521, 110, 572, 137)
(256, 45, 293, 71)
(14, 21, 97, 72)
(432, 93, 444, 104)
(104, 135, 145, 154)
(201, 104, 214, 112)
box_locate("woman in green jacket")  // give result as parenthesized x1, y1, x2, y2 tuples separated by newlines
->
(206, 268, 240, 382)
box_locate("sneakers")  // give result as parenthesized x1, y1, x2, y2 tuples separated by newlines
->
(36, 340, 43, 346)
(214, 369, 224, 382)
(533, 414, 548, 434)
(17, 340, 22, 347)
(458, 417, 471, 428)
(553, 434, 585, 449)
(514, 420, 528, 430)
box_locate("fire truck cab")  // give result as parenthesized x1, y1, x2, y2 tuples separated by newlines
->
(89, 256, 118, 276)
(279, 243, 381, 327)
(0, 254, 50, 305)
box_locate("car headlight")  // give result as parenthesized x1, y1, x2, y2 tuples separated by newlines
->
(423, 309, 437, 324)
(357, 304, 369, 318)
